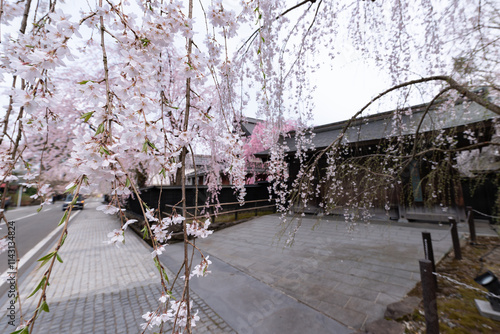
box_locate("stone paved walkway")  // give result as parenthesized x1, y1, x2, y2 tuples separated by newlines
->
(0, 199, 235, 333)
(175, 214, 498, 330)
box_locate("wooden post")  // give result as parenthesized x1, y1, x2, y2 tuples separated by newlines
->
(17, 185, 23, 208)
(449, 218, 462, 260)
(422, 232, 437, 288)
(466, 206, 477, 244)
(420, 259, 439, 334)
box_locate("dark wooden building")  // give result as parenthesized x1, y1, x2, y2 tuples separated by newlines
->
(262, 100, 499, 223)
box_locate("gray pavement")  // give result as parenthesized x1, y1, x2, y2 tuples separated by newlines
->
(0, 203, 497, 333)
(160, 240, 352, 334)
(161, 215, 498, 331)
(0, 200, 234, 334)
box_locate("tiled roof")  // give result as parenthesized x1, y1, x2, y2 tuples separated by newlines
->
(281, 101, 497, 153)
(240, 116, 262, 136)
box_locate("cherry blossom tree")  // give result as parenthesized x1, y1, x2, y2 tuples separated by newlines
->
(242, 120, 296, 160)
(262, 1, 500, 244)
(0, 0, 499, 333)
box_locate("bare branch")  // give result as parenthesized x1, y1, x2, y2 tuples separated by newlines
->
(238, 0, 321, 53)
(410, 87, 453, 158)
(277, 0, 318, 19)
(354, 76, 500, 121)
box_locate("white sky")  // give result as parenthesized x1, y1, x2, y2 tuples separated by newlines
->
(297, 49, 392, 125)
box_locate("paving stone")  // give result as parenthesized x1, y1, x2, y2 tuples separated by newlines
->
(364, 318, 405, 334)
(318, 300, 367, 328)
(374, 292, 401, 307)
(358, 279, 411, 298)
(345, 296, 387, 320)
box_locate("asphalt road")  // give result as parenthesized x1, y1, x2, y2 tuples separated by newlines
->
(0, 202, 82, 298)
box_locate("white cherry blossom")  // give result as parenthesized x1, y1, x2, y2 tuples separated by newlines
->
(106, 229, 124, 246)
(96, 204, 120, 215)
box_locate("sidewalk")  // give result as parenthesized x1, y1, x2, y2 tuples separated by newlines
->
(160, 238, 352, 334)
(0, 199, 234, 333)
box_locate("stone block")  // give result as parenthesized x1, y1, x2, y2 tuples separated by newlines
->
(364, 318, 405, 334)
(475, 299, 500, 321)
(384, 296, 421, 320)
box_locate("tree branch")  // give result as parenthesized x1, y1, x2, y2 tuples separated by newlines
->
(277, 0, 317, 19)
(354, 75, 500, 121)
(238, 0, 320, 53)
(410, 87, 453, 159)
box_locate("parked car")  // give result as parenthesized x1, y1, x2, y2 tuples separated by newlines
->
(62, 194, 85, 211)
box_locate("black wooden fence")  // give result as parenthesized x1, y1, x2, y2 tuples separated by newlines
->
(126, 182, 275, 220)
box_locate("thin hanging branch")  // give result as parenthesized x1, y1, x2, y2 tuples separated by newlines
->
(238, 0, 321, 53)
(179, 0, 194, 332)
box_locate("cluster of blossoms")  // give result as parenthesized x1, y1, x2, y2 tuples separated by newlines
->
(0, 174, 17, 183)
(148, 210, 185, 244)
(186, 256, 212, 280)
(141, 300, 200, 331)
(186, 219, 213, 239)
(0, 149, 14, 180)
(105, 219, 137, 247)
(29, 183, 51, 201)
(207, 0, 239, 37)
(97, 204, 121, 215)
(151, 219, 173, 244)
(266, 143, 290, 214)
